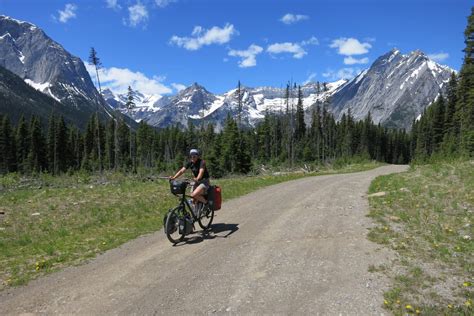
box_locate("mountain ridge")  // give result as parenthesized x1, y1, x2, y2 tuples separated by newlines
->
(105, 48, 453, 130)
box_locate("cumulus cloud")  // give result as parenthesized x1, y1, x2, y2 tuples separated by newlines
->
(106, 0, 120, 9)
(267, 42, 306, 59)
(330, 38, 372, 55)
(85, 64, 172, 96)
(266, 36, 318, 59)
(322, 67, 361, 81)
(155, 0, 177, 7)
(301, 36, 319, 46)
(57, 3, 77, 23)
(171, 83, 186, 92)
(280, 13, 309, 25)
(344, 56, 369, 65)
(428, 52, 449, 62)
(126, 2, 148, 27)
(170, 24, 237, 50)
(228, 44, 263, 68)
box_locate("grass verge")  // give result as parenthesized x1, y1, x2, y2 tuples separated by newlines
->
(0, 161, 381, 290)
(367, 160, 473, 315)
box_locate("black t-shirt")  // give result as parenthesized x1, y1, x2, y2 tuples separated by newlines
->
(185, 158, 210, 179)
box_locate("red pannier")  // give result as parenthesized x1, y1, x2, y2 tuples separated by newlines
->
(208, 185, 222, 211)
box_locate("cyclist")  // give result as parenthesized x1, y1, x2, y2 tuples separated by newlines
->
(170, 149, 210, 211)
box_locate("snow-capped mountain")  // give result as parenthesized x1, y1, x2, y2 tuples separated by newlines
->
(0, 15, 121, 127)
(331, 49, 453, 129)
(106, 80, 347, 130)
(108, 49, 452, 130)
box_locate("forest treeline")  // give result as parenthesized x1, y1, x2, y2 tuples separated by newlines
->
(0, 104, 410, 177)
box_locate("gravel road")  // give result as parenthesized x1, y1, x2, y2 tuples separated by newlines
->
(0, 165, 408, 315)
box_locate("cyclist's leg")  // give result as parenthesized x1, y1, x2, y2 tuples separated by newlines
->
(191, 184, 207, 204)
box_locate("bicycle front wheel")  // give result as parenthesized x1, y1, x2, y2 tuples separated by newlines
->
(198, 204, 214, 230)
(165, 206, 185, 244)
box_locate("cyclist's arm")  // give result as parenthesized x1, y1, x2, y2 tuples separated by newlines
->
(171, 167, 186, 180)
(194, 161, 206, 182)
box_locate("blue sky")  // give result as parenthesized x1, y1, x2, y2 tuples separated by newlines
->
(0, 0, 471, 95)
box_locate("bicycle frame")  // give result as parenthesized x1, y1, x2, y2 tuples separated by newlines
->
(174, 184, 200, 222)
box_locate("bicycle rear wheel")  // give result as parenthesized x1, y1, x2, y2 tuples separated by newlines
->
(165, 206, 185, 244)
(198, 204, 214, 230)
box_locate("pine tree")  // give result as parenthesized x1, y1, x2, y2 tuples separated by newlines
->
(105, 119, 116, 170)
(89, 47, 102, 94)
(221, 115, 240, 173)
(16, 115, 30, 173)
(432, 94, 446, 152)
(56, 116, 68, 173)
(295, 85, 306, 140)
(126, 86, 136, 109)
(28, 116, 46, 173)
(457, 7, 474, 155)
(88, 48, 104, 171)
(47, 113, 57, 173)
(237, 80, 242, 129)
(0, 115, 16, 174)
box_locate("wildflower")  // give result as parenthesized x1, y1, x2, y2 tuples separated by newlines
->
(447, 304, 453, 309)
(465, 299, 472, 307)
(102, 242, 106, 245)
(463, 235, 471, 240)
(396, 299, 400, 304)
(405, 304, 413, 311)
(384, 299, 389, 305)
(415, 309, 421, 314)
(463, 281, 472, 287)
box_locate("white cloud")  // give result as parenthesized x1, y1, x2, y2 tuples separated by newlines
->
(171, 83, 186, 92)
(127, 2, 148, 27)
(267, 42, 306, 59)
(155, 0, 177, 7)
(170, 23, 237, 50)
(280, 13, 309, 25)
(85, 64, 172, 96)
(106, 0, 121, 10)
(228, 44, 263, 68)
(303, 73, 317, 85)
(330, 38, 372, 56)
(58, 3, 77, 23)
(301, 36, 319, 46)
(323, 67, 361, 81)
(428, 52, 449, 62)
(344, 56, 369, 65)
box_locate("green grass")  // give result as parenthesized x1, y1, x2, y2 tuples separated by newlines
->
(0, 161, 382, 290)
(367, 160, 474, 315)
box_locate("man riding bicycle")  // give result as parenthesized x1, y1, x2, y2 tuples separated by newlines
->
(170, 149, 210, 211)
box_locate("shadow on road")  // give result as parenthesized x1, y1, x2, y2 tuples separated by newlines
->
(175, 223, 239, 246)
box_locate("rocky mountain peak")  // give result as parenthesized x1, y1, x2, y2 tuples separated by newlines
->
(0, 14, 123, 128)
(330, 49, 454, 129)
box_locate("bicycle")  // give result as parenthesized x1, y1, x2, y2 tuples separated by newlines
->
(163, 178, 215, 244)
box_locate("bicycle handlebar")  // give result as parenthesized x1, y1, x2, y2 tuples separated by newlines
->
(159, 176, 195, 186)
